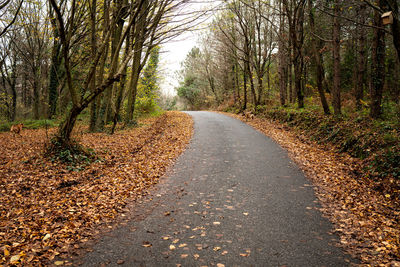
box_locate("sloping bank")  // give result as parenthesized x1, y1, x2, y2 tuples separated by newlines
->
(223, 110, 399, 265)
(0, 111, 193, 266)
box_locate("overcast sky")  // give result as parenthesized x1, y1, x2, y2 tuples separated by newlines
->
(159, 1, 220, 96)
(159, 31, 198, 96)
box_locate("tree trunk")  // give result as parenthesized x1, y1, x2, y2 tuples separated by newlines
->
(33, 67, 40, 119)
(243, 65, 247, 111)
(383, 0, 400, 61)
(370, 2, 386, 118)
(355, 3, 366, 110)
(294, 59, 304, 108)
(278, 17, 287, 106)
(289, 63, 294, 103)
(125, 0, 148, 124)
(246, 59, 257, 108)
(308, 0, 330, 114)
(48, 48, 61, 119)
(48, 10, 62, 119)
(111, 32, 130, 134)
(89, 0, 97, 131)
(57, 105, 84, 144)
(232, 64, 237, 103)
(332, 0, 341, 115)
(11, 83, 16, 121)
(235, 62, 241, 106)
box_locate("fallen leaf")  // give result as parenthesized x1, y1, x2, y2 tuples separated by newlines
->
(169, 245, 176, 250)
(10, 255, 20, 264)
(43, 233, 51, 241)
(142, 241, 152, 247)
(4, 248, 10, 257)
(54, 261, 64, 266)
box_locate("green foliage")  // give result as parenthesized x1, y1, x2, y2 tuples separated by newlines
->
(263, 107, 399, 180)
(45, 137, 98, 172)
(162, 96, 178, 111)
(371, 148, 400, 179)
(0, 119, 58, 132)
(136, 46, 161, 115)
(23, 119, 58, 129)
(135, 95, 159, 114)
(0, 93, 12, 120)
(341, 43, 356, 92)
(176, 74, 201, 108)
(175, 47, 211, 110)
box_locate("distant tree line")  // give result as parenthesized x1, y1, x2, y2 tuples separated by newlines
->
(177, 0, 400, 120)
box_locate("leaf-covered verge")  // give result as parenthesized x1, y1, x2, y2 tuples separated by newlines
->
(223, 112, 399, 265)
(0, 111, 193, 266)
(264, 108, 400, 189)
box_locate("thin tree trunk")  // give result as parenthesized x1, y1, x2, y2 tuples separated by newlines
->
(89, 0, 97, 131)
(371, 1, 386, 118)
(278, 11, 287, 106)
(243, 65, 247, 111)
(232, 64, 237, 103)
(33, 67, 40, 119)
(111, 32, 130, 134)
(355, 3, 366, 110)
(235, 62, 241, 107)
(125, 0, 148, 124)
(332, 0, 341, 115)
(246, 59, 257, 108)
(308, 0, 330, 114)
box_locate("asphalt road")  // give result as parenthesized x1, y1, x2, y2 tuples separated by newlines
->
(78, 111, 355, 266)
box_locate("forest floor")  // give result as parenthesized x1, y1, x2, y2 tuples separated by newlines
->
(224, 112, 400, 265)
(0, 111, 193, 266)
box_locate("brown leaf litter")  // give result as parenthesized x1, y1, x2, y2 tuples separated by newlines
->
(0, 111, 193, 266)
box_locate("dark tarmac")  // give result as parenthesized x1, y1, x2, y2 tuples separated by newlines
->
(78, 111, 355, 266)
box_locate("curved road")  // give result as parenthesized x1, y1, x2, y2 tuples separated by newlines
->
(78, 111, 354, 266)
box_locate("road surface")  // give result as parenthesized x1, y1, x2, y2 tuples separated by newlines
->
(77, 111, 355, 266)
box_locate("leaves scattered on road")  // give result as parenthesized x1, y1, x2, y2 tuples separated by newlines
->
(227, 112, 400, 265)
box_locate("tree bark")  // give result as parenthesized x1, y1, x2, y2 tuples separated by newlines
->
(332, 0, 341, 115)
(355, 3, 367, 110)
(370, 1, 386, 118)
(242, 64, 247, 111)
(278, 7, 287, 106)
(383, 0, 400, 61)
(125, 0, 148, 124)
(89, 0, 97, 131)
(308, 0, 330, 114)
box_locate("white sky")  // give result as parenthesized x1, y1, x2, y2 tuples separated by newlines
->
(159, 31, 199, 96)
(159, 1, 220, 96)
